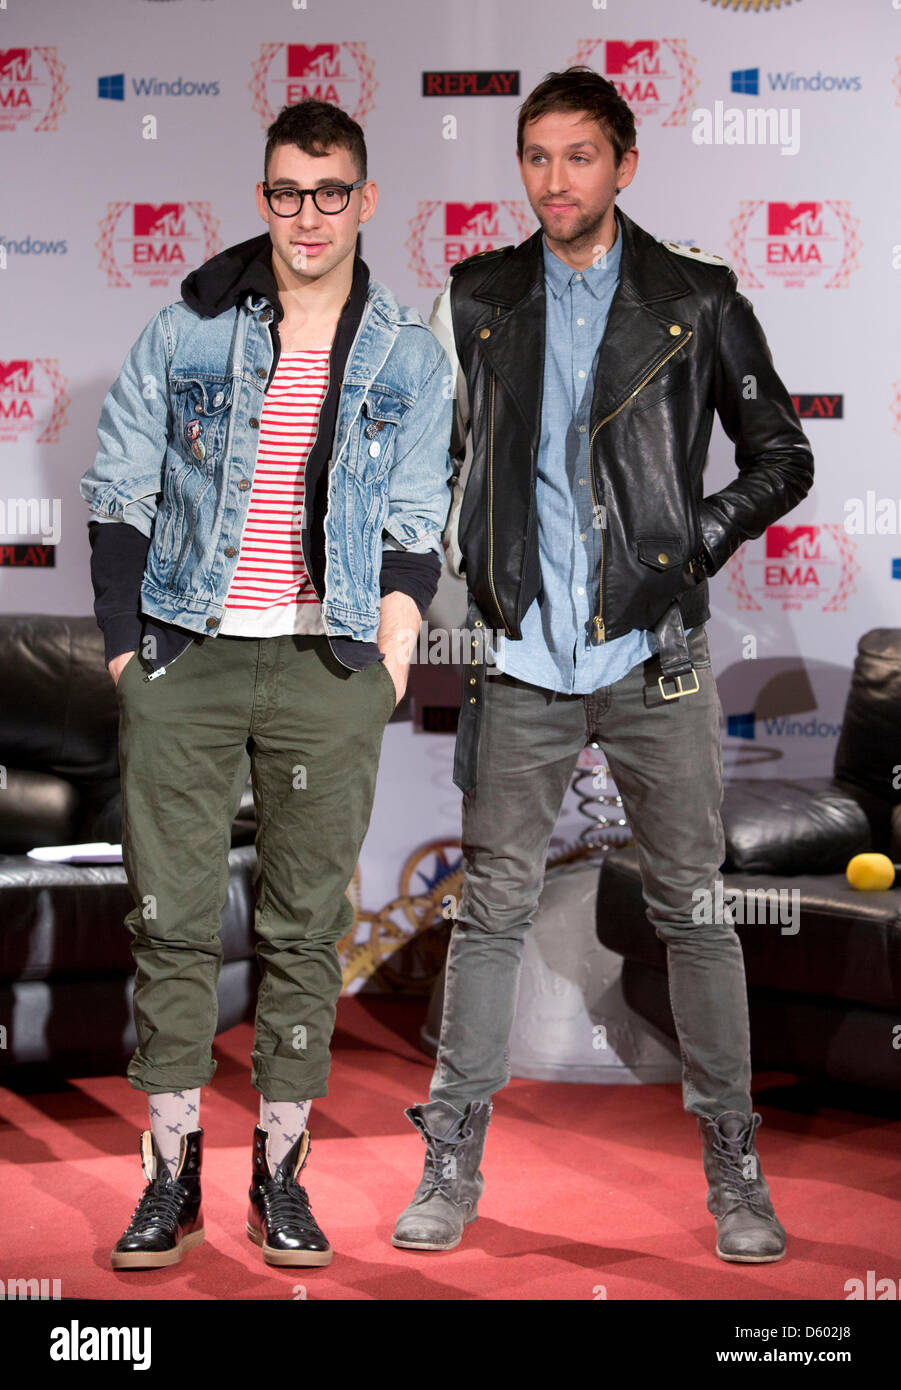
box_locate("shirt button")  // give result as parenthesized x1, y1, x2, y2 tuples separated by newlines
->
(575, 273, 583, 281)
(579, 425, 587, 433)
(580, 533, 587, 542)
(577, 318, 585, 326)
(578, 478, 586, 486)
(577, 370, 586, 378)
(577, 587, 585, 595)
(238, 480, 250, 490)
(225, 546, 236, 557)
(256, 367, 267, 378)
(249, 417, 259, 429)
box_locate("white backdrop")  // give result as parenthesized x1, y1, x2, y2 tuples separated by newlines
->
(2, 0, 900, 943)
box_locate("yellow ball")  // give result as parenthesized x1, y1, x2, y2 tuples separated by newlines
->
(846, 853, 895, 891)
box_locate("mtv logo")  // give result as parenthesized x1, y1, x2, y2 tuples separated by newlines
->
(0, 49, 32, 82)
(445, 202, 499, 237)
(287, 44, 342, 79)
(605, 41, 660, 77)
(0, 360, 34, 393)
(765, 524, 820, 560)
(767, 202, 823, 238)
(133, 203, 186, 238)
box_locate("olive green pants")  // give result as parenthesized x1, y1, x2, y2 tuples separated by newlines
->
(115, 632, 396, 1100)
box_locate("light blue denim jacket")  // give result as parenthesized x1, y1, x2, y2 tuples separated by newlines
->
(80, 276, 453, 650)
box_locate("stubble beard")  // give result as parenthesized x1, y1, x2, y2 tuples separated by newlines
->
(538, 199, 614, 257)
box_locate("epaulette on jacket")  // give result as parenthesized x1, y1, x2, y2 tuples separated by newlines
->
(659, 239, 730, 268)
(449, 245, 513, 278)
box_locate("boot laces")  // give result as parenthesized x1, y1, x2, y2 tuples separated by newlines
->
(261, 1176, 319, 1236)
(419, 1129, 470, 1200)
(709, 1122, 774, 1216)
(125, 1173, 188, 1234)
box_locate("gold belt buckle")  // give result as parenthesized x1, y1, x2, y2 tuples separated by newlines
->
(657, 668, 700, 701)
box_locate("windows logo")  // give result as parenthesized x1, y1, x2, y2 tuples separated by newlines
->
(98, 74, 125, 101)
(730, 68, 759, 96)
(727, 711, 756, 740)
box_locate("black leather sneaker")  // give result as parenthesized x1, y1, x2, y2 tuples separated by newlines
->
(246, 1126, 332, 1267)
(110, 1129, 204, 1269)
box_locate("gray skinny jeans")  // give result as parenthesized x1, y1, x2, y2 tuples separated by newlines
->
(430, 625, 753, 1121)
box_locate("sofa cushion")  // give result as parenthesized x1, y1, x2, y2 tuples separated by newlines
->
(598, 846, 901, 1012)
(722, 778, 870, 875)
(834, 627, 901, 810)
(0, 847, 259, 983)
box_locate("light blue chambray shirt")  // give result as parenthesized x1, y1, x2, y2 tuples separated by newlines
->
(489, 226, 657, 693)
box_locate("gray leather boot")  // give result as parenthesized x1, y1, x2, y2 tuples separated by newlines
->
(699, 1111, 786, 1263)
(392, 1099, 492, 1251)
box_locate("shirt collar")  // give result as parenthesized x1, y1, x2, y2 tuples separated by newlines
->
(542, 220, 623, 300)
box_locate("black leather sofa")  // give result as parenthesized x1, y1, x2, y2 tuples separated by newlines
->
(597, 628, 901, 1091)
(0, 614, 259, 1075)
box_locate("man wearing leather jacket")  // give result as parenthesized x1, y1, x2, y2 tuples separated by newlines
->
(393, 67, 813, 1263)
(80, 100, 452, 1270)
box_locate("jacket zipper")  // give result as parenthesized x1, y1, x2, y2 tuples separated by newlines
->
(145, 636, 194, 681)
(485, 306, 511, 637)
(587, 329, 693, 644)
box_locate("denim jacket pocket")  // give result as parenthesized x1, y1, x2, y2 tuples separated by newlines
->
(353, 392, 407, 482)
(171, 375, 234, 472)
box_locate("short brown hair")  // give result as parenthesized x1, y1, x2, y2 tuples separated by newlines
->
(517, 66, 637, 167)
(264, 100, 367, 182)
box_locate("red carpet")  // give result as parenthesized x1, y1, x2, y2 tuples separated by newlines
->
(1, 997, 897, 1302)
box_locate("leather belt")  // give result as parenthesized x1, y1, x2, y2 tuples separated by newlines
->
(653, 601, 699, 701)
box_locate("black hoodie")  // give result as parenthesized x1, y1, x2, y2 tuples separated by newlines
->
(88, 232, 439, 672)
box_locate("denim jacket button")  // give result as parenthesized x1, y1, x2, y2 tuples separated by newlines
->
(238, 479, 250, 490)
(225, 546, 236, 557)
(249, 417, 259, 429)
(368, 441, 381, 458)
(206, 617, 219, 629)
(256, 367, 267, 378)
(212, 391, 224, 408)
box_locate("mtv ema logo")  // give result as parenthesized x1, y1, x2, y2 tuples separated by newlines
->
(406, 201, 535, 288)
(0, 359, 70, 446)
(703, 0, 800, 9)
(727, 523, 859, 613)
(727, 200, 861, 288)
(250, 43, 376, 127)
(569, 38, 699, 125)
(0, 47, 68, 132)
(96, 202, 221, 289)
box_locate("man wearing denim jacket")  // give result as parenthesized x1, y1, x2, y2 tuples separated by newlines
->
(80, 100, 452, 1270)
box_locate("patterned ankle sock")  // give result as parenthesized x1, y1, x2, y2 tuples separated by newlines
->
(260, 1097, 312, 1174)
(148, 1089, 201, 1179)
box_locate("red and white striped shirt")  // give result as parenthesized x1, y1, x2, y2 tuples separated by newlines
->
(220, 348, 330, 636)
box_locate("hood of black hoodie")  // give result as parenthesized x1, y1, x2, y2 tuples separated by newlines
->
(180, 232, 283, 321)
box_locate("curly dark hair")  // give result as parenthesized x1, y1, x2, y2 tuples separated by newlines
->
(517, 67, 637, 166)
(264, 100, 367, 181)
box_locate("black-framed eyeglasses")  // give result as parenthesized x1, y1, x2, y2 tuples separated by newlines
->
(261, 179, 366, 217)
